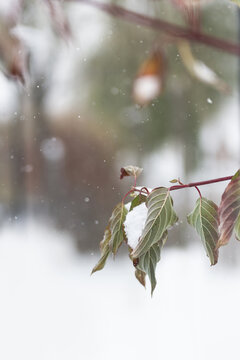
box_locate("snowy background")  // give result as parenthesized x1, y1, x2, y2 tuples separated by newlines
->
(0, 218, 240, 360)
(0, 1, 239, 359)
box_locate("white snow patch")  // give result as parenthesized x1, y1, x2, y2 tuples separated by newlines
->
(133, 75, 161, 104)
(124, 202, 148, 250)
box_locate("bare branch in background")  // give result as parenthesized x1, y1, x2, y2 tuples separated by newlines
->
(43, 0, 72, 40)
(0, 20, 27, 84)
(65, 0, 240, 56)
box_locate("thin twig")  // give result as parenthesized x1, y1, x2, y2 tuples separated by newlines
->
(168, 175, 233, 192)
(66, 0, 240, 56)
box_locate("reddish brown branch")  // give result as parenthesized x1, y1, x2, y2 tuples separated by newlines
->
(169, 175, 233, 191)
(66, 0, 240, 56)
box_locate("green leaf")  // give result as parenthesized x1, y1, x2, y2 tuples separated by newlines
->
(91, 227, 111, 274)
(137, 231, 167, 295)
(187, 197, 219, 265)
(217, 172, 240, 248)
(131, 187, 178, 258)
(109, 203, 128, 255)
(92, 202, 128, 273)
(130, 194, 147, 211)
(232, 169, 240, 181)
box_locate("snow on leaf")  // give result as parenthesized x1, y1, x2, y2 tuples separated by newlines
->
(137, 231, 167, 295)
(91, 226, 111, 274)
(217, 170, 240, 248)
(178, 40, 229, 92)
(187, 197, 219, 265)
(131, 187, 178, 259)
(109, 203, 128, 255)
(124, 202, 148, 250)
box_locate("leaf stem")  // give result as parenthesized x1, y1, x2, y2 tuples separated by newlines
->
(168, 175, 233, 192)
(121, 189, 135, 204)
(194, 186, 202, 198)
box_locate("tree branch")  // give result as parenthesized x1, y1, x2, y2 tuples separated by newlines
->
(169, 175, 233, 191)
(66, 0, 240, 56)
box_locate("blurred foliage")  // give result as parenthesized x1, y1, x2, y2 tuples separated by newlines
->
(84, 1, 237, 172)
(0, 0, 238, 251)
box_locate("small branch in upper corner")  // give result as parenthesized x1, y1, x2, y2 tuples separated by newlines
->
(67, 0, 240, 56)
(168, 175, 233, 192)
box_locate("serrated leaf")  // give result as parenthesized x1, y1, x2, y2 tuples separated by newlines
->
(131, 187, 178, 259)
(109, 203, 128, 255)
(135, 268, 146, 288)
(217, 172, 240, 248)
(91, 227, 111, 274)
(130, 194, 147, 211)
(137, 231, 167, 295)
(187, 197, 219, 265)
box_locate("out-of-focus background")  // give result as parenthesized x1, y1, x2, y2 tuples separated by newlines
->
(0, 0, 239, 359)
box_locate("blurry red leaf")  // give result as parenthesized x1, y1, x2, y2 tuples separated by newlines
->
(0, 21, 27, 84)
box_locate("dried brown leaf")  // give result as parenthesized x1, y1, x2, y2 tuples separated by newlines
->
(120, 165, 143, 180)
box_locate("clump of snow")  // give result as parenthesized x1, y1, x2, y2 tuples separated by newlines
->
(133, 75, 161, 105)
(124, 203, 148, 250)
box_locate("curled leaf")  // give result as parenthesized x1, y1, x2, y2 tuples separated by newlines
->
(120, 165, 143, 180)
(137, 231, 167, 295)
(187, 197, 219, 265)
(92, 203, 128, 274)
(178, 40, 229, 92)
(91, 226, 111, 274)
(217, 171, 240, 248)
(131, 187, 178, 259)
